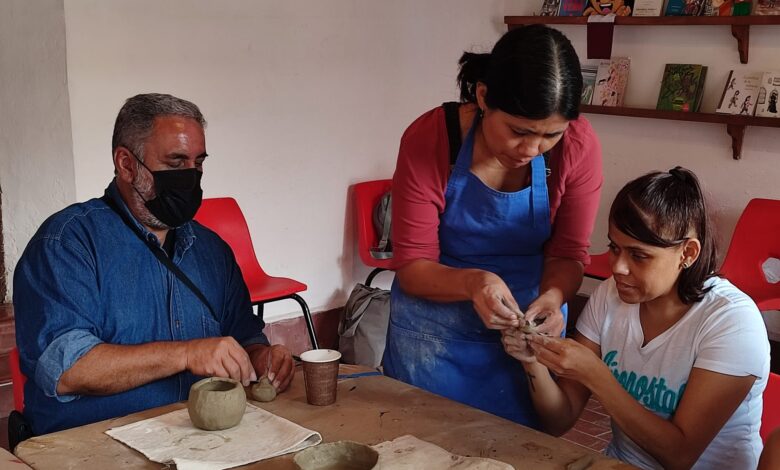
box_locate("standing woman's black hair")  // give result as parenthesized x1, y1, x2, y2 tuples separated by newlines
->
(609, 167, 718, 304)
(457, 24, 583, 120)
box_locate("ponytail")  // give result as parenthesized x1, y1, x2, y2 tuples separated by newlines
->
(457, 52, 491, 103)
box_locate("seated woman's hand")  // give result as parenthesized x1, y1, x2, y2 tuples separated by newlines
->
(501, 328, 536, 364)
(527, 335, 606, 389)
(465, 270, 523, 330)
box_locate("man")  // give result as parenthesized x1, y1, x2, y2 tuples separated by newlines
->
(13, 93, 294, 434)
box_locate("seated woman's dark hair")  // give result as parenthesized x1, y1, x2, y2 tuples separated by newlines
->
(457, 24, 582, 120)
(609, 167, 718, 304)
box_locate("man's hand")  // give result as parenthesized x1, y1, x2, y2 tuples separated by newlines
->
(183, 337, 257, 386)
(465, 271, 523, 330)
(248, 344, 294, 392)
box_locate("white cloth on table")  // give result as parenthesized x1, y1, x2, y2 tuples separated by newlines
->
(105, 403, 321, 470)
(373, 435, 513, 469)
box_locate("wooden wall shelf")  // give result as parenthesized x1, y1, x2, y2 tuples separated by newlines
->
(580, 105, 780, 159)
(505, 15, 780, 63)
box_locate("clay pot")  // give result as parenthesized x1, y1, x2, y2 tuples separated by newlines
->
(250, 377, 277, 402)
(187, 377, 247, 431)
(294, 441, 378, 470)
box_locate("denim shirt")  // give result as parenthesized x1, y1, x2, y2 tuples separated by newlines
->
(13, 181, 269, 434)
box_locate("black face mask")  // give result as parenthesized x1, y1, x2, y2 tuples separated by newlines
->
(131, 154, 203, 228)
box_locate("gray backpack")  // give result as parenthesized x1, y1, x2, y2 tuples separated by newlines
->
(338, 283, 390, 368)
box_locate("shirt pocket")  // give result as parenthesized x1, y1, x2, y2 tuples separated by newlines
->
(201, 312, 222, 337)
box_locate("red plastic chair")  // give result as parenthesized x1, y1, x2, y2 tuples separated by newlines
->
(194, 198, 318, 349)
(9, 347, 25, 412)
(762, 372, 780, 442)
(584, 251, 612, 281)
(353, 179, 393, 286)
(720, 198, 780, 311)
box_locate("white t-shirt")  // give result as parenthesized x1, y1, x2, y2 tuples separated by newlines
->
(577, 277, 770, 470)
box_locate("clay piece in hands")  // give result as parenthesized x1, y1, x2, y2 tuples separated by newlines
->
(521, 316, 546, 335)
(251, 376, 277, 402)
(187, 377, 247, 431)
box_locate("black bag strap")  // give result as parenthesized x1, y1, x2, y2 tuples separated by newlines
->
(442, 101, 462, 166)
(101, 195, 220, 323)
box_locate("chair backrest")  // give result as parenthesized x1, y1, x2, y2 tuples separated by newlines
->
(720, 198, 780, 310)
(194, 197, 269, 285)
(762, 372, 780, 443)
(9, 347, 25, 412)
(353, 180, 393, 269)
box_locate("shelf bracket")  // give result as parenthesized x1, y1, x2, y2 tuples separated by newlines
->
(731, 24, 750, 64)
(726, 123, 745, 160)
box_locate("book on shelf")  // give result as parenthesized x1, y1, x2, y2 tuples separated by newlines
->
(664, 0, 707, 15)
(583, 0, 634, 16)
(633, 0, 665, 15)
(703, 0, 735, 15)
(733, 0, 753, 15)
(755, 71, 780, 118)
(593, 57, 631, 107)
(716, 70, 762, 115)
(539, 0, 562, 15)
(753, 0, 780, 14)
(581, 61, 600, 105)
(559, 0, 588, 15)
(656, 64, 708, 113)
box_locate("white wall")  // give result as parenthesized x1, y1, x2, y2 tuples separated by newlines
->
(4, 1, 778, 320)
(0, 0, 76, 303)
(507, 2, 780, 264)
(61, 0, 504, 319)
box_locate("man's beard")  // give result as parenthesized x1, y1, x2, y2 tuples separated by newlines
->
(131, 167, 172, 231)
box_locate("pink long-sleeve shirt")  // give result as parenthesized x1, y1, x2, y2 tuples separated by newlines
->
(390, 105, 603, 270)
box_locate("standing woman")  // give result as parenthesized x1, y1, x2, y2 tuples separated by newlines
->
(383, 25, 603, 427)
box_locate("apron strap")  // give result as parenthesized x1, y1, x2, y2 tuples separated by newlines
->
(530, 156, 551, 234)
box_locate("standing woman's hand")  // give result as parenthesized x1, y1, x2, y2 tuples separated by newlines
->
(524, 294, 566, 337)
(465, 270, 523, 330)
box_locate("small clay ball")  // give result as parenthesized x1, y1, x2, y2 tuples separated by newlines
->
(251, 377, 277, 402)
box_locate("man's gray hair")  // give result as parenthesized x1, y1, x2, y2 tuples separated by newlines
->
(111, 93, 207, 160)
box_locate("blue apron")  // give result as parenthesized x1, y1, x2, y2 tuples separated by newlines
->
(383, 117, 565, 427)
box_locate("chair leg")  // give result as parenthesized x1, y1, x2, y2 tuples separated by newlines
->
(291, 294, 319, 350)
(365, 268, 387, 287)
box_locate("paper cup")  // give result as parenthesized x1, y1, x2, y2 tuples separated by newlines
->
(300, 349, 341, 406)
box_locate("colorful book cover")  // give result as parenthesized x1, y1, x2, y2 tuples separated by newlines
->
(559, 0, 588, 15)
(656, 64, 706, 112)
(633, 0, 664, 15)
(703, 0, 734, 15)
(665, 0, 706, 15)
(753, 0, 780, 14)
(539, 0, 562, 15)
(755, 71, 780, 118)
(593, 57, 631, 107)
(581, 62, 599, 105)
(716, 70, 763, 115)
(583, 0, 634, 15)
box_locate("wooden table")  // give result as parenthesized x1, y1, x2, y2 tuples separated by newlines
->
(15, 365, 634, 469)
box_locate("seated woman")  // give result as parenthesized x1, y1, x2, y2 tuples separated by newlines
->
(502, 167, 770, 470)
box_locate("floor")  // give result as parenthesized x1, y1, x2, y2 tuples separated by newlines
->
(561, 397, 612, 453)
(0, 416, 7, 451)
